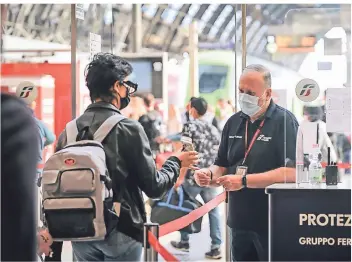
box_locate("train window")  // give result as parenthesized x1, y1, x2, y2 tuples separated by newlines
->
(199, 65, 228, 93)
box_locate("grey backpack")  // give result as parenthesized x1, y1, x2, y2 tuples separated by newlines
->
(41, 114, 125, 241)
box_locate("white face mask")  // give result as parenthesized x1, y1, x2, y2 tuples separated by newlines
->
(239, 92, 265, 117)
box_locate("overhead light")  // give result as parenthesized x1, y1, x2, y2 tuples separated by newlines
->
(153, 62, 163, 71)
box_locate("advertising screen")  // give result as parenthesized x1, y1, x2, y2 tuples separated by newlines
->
(127, 60, 153, 94)
(122, 55, 165, 99)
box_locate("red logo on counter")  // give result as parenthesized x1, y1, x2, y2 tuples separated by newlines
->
(64, 158, 76, 166)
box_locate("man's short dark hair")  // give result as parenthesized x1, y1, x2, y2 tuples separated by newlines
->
(243, 64, 272, 88)
(191, 97, 208, 116)
(189, 96, 196, 102)
(85, 53, 133, 102)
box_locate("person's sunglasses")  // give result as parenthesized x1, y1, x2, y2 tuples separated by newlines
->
(122, 80, 138, 95)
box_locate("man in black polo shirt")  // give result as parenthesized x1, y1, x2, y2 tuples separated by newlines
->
(194, 64, 298, 261)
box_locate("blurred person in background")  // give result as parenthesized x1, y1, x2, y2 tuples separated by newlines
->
(1, 93, 39, 261)
(320, 90, 350, 174)
(331, 133, 351, 174)
(154, 100, 165, 120)
(171, 97, 223, 259)
(335, 134, 351, 174)
(215, 98, 233, 130)
(139, 93, 164, 152)
(227, 99, 236, 113)
(15, 83, 56, 260)
(121, 96, 146, 120)
(15, 82, 56, 180)
(302, 105, 337, 164)
(203, 103, 220, 131)
(168, 104, 182, 134)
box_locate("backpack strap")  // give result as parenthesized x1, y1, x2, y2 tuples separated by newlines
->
(66, 119, 79, 144)
(94, 114, 126, 143)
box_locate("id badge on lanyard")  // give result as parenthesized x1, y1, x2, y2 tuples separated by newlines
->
(241, 118, 266, 166)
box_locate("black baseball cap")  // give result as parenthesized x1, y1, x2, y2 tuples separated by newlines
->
(191, 97, 208, 116)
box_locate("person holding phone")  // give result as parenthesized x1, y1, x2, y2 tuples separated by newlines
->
(171, 97, 223, 259)
(45, 53, 199, 261)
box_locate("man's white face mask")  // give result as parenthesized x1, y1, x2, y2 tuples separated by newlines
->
(238, 92, 266, 117)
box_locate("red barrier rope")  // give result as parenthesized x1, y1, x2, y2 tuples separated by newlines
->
(146, 191, 227, 261)
(159, 191, 226, 237)
(321, 162, 351, 169)
(148, 231, 178, 262)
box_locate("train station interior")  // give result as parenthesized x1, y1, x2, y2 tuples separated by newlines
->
(1, 3, 351, 262)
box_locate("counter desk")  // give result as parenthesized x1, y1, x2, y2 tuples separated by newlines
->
(266, 180, 351, 261)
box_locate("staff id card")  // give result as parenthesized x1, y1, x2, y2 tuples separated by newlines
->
(236, 166, 248, 176)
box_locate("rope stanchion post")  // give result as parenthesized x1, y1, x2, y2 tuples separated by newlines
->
(143, 223, 159, 262)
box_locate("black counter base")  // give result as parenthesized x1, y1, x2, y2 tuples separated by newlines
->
(267, 184, 351, 261)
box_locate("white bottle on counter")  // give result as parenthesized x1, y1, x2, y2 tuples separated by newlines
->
(308, 144, 323, 186)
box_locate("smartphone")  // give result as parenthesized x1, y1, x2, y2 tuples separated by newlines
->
(180, 136, 194, 152)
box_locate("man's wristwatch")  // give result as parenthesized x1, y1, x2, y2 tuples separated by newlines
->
(241, 174, 247, 188)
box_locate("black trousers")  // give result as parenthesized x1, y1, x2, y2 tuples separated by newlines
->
(230, 229, 268, 261)
(45, 241, 63, 261)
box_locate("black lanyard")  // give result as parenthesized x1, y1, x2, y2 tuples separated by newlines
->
(242, 118, 266, 165)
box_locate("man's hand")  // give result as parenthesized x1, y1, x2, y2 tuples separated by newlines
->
(174, 168, 187, 189)
(194, 168, 211, 187)
(216, 175, 243, 191)
(174, 151, 199, 169)
(37, 228, 53, 257)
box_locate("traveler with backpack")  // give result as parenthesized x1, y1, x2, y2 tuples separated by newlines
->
(41, 53, 198, 261)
